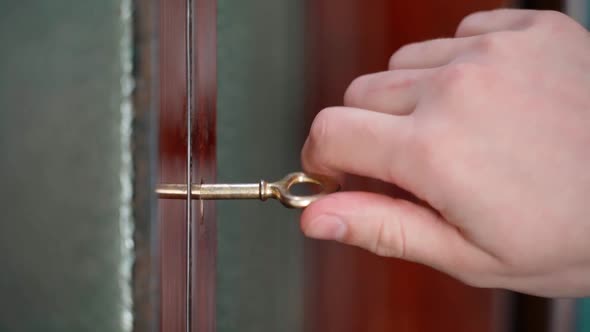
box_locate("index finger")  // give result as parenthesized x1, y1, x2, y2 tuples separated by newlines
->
(301, 107, 422, 195)
(456, 9, 537, 37)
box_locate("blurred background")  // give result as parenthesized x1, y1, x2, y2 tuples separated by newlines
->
(1, 0, 589, 331)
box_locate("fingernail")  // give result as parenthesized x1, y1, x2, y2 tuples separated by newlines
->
(307, 215, 347, 241)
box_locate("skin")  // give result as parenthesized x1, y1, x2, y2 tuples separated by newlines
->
(300, 9, 590, 297)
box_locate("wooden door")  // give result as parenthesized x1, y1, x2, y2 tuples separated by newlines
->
(158, 0, 216, 331)
(4, 0, 583, 332)
(154, 1, 569, 332)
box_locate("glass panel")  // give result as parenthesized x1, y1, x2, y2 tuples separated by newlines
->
(577, 299, 590, 332)
(217, 0, 305, 331)
(0, 1, 134, 331)
(569, 4, 590, 330)
(565, 0, 589, 24)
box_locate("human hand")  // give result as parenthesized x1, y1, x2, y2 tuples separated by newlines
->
(300, 9, 590, 297)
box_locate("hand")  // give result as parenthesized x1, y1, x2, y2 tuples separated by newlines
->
(300, 9, 590, 297)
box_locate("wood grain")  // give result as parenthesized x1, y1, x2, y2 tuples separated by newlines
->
(190, 0, 217, 331)
(159, 0, 217, 331)
(159, 0, 188, 330)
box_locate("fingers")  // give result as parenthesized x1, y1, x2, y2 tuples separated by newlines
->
(301, 191, 489, 273)
(344, 69, 433, 114)
(302, 107, 418, 191)
(386, 9, 552, 71)
(389, 38, 471, 70)
(456, 9, 536, 37)
(387, 9, 540, 70)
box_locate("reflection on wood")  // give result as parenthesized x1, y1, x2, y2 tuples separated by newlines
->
(159, 0, 217, 330)
(304, 1, 508, 331)
(159, 0, 188, 331)
(190, 0, 217, 331)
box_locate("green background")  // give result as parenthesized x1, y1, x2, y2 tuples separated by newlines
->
(0, 1, 132, 331)
(216, 0, 306, 331)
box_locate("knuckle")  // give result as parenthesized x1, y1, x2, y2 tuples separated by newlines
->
(309, 108, 336, 144)
(304, 108, 338, 169)
(389, 43, 418, 68)
(435, 63, 480, 89)
(456, 11, 486, 35)
(373, 208, 408, 258)
(473, 33, 504, 54)
(343, 75, 369, 106)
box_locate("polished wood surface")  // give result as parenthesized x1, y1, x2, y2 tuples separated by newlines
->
(159, 0, 217, 331)
(190, 0, 217, 331)
(159, 0, 188, 330)
(304, 1, 509, 331)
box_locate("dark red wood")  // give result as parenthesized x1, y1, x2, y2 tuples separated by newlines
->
(304, 1, 510, 332)
(158, 0, 217, 330)
(158, 0, 188, 331)
(190, 0, 217, 331)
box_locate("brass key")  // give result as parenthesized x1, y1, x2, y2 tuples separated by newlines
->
(156, 172, 340, 209)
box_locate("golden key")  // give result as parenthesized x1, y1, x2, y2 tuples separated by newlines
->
(156, 172, 340, 209)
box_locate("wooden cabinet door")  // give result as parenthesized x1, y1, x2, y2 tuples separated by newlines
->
(158, 0, 216, 331)
(4, 0, 582, 332)
(154, 1, 564, 332)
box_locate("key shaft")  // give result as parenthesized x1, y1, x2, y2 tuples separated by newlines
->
(157, 183, 261, 200)
(156, 172, 339, 209)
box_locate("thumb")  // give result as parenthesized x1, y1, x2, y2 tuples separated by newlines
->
(301, 191, 482, 273)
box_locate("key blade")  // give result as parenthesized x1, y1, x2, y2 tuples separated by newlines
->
(198, 183, 260, 200)
(156, 184, 190, 199)
(156, 183, 261, 200)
